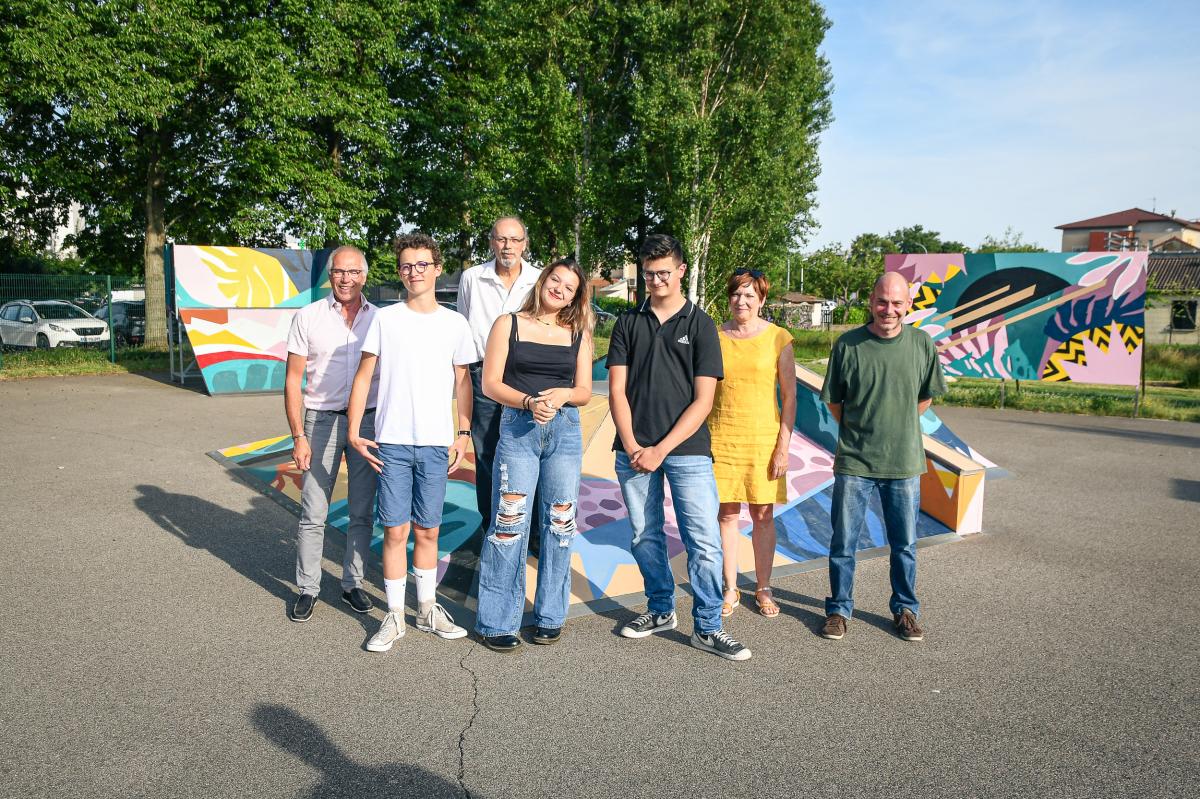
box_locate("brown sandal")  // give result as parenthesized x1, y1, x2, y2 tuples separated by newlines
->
(721, 588, 741, 618)
(755, 588, 780, 618)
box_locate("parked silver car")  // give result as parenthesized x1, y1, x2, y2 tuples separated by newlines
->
(0, 300, 111, 349)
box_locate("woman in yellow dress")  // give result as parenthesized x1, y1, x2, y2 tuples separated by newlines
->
(710, 268, 796, 618)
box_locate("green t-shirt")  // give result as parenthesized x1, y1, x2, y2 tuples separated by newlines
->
(819, 324, 947, 478)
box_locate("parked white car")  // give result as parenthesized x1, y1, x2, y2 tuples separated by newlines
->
(0, 300, 111, 349)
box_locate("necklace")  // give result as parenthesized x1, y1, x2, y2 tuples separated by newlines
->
(533, 314, 555, 326)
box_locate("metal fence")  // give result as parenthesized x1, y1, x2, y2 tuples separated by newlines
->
(0, 273, 150, 370)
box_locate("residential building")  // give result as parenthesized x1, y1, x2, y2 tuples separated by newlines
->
(1056, 208, 1200, 252)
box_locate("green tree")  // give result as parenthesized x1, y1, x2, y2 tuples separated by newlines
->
(976, 226, 1047, 253)
(801, 244, 875, 309)
(886, 224, 968, 255)
(848, 232, 899, 273)
(2, 0, 413, 345)
(630, 0, 832, 310)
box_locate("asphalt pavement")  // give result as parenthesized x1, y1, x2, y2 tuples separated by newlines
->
(1, 372, 1197, 799)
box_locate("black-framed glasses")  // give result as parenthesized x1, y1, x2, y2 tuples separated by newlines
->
(642, 268, 677, 283)
(734, 268, 764, 278)
(491, 236, 526, 245)
(329, 269, 364, 278)
(398, 261, 435, 276)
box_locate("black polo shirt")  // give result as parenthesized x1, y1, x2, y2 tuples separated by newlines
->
(605, 299, 723, 457)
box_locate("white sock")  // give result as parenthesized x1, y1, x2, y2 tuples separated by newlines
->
(413, 567, 437, 610)
(384, 577, 406, 611)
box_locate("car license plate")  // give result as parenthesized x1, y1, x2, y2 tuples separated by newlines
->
(80, 336, 97, 343)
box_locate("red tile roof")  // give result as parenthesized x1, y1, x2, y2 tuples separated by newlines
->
(1056, 207, 1200, 231)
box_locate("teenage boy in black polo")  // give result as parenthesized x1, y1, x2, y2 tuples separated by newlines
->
(606, 233, 751, 661)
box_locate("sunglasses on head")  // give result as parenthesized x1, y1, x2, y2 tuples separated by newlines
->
(734, 268, 764, 278)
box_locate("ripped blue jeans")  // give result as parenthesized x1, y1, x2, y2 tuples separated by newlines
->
(475, 405, 583, 636)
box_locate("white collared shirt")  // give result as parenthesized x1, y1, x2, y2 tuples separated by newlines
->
(286, 294, 379, 410)
(456, 257, 541, 361)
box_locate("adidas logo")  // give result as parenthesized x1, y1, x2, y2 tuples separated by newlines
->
(677, 335, 690, 345)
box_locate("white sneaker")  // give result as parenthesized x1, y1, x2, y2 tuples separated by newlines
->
(366, 611, 405, 652)
(415, 603, 468, 640)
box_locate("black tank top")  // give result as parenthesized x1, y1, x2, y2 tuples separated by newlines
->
(501, 313, 580, 399)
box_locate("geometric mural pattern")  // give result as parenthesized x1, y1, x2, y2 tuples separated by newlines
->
(171, 245, 334, 395)
(888, 251, 1148, 387)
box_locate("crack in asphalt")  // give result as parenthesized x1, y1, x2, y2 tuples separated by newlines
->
(455, 642, 481, 799)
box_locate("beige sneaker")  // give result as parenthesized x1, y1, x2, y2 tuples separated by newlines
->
(366, 611, 405, 652)
(415, 603, 467, 640)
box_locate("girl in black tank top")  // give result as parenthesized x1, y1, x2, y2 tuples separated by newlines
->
(475, 258, 595, 649)
(501, 313, 582, 401)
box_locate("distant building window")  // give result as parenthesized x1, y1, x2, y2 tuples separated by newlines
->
(1171, 300, 1197, 331)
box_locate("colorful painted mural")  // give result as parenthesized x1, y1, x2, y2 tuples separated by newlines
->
(209, 366, 989, 618)
(887, 251, 1147, 386)
(172, 245, 333, 395)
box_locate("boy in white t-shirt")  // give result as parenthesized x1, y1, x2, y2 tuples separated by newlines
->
(347, 232, 476, 651)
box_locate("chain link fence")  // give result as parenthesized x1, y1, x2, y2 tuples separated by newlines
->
(0, 274, 159, 373)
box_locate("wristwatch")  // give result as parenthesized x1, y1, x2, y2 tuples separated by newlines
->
(457, 430, 471, 437)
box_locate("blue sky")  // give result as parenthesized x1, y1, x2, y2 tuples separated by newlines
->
(810, 0, 1200, 251)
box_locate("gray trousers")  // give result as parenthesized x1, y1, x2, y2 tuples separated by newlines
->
(296, 408, 377, 595)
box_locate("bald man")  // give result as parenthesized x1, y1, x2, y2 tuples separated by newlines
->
(818, 272, 946, 642)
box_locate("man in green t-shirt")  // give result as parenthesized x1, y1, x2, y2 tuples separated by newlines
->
(818, 271, 947, 642)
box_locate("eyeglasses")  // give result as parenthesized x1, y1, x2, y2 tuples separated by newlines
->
(398, 261, 435, 275)
(734, 268, 764, 278)
(329, 269, 364, 278)
(642, 268, 677, 284)
(492, 236, 526, 246)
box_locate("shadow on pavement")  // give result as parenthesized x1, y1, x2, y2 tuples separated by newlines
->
(253, 704, 472, 799)
(1012, 418, 1200, 449)
(134, 482, 375, 631)
(1170, 478, 1200, 503)
(768, 584, 900, 638)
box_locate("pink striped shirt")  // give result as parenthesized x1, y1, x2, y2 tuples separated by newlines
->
(286, 294, 379, 410)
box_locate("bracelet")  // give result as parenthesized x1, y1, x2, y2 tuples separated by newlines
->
(522, 394, 531, 410)
(293, 433, 306, 439)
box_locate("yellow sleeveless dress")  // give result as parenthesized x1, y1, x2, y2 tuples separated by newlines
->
(710, 323, 793, 504)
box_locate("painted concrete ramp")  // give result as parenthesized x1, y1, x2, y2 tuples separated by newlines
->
(209, 364, 990, 619)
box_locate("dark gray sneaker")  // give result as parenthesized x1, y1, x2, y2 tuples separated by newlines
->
(291, 593, 316, 623)
(893, 609, 924, 641)
(619, 611, 677, 639)
(341, 587, 373, 614)
(690, 630, 752, 661)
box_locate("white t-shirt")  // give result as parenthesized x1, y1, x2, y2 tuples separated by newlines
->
(361, 303, 475, 446)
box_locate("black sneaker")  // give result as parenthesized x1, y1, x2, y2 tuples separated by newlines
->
(619, 611, 677, 639)
(690, 629, 752, 661)
(341, 588, 373, 614)
(291, 593, 317, 622)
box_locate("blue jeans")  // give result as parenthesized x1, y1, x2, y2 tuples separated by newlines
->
(475, 406, 583, 635)
(826, 473, 921, 619)
(615, 452, 724, 635)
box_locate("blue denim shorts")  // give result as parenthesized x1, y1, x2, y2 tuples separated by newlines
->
(376, 444, 449, 528)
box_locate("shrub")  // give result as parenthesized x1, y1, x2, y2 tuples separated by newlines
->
(594, 296, 635, 315)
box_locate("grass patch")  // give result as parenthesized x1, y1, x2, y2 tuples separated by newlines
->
(1143, 344, 1200, 388)
(940, 377, 1200, 422)
(789, 328, 838, 361)
(0, 347, 171, 379)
